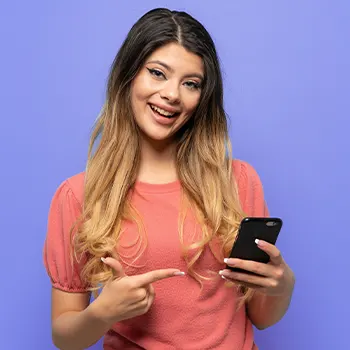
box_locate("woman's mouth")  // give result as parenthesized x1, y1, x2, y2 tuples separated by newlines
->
(149, 104, 179, 119)
(148, 104, 181, 125)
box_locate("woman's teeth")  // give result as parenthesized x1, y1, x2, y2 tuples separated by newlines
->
(150, 104, 176, 118)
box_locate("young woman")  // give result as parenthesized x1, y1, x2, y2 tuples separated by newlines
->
(43, 8, 295, 350)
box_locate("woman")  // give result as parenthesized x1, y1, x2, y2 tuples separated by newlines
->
(43, 8, 295, 350)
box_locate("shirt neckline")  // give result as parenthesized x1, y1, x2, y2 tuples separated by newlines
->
(133, 179, 181, 194)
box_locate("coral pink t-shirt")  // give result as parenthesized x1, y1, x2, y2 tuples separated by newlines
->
(43, 159, 269, 349)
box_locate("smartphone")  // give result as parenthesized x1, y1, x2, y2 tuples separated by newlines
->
(226, 217, 283, 274)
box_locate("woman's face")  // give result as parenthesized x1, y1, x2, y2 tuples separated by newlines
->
(131, 43, 204, 144)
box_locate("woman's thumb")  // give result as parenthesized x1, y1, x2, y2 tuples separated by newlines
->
(101, 257, 126, 278)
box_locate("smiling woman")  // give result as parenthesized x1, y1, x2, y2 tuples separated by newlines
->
(131, 43, 203, 140)
(43, 7, 295, 350)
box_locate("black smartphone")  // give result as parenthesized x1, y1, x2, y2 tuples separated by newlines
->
(226, 217, 283, 274)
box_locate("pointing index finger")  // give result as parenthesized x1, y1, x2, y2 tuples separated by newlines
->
(134, 269, 185, 286)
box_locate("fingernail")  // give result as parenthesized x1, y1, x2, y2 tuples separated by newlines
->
(219, 270, 224, 275)
(221, 275, 228, 281)
(255, 239, 260, 245)
(224, 258, 235, 266)
(101, 257, 106, 263)
(225, 259, 235, 266)
(173, 271, 186, 276)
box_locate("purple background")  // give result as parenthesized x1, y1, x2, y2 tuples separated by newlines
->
(1, 1, 349, 349)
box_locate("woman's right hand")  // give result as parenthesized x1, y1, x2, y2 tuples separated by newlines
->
(90, 257, 185, 325)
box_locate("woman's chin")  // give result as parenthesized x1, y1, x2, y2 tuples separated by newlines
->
(140, 129, 176, 145)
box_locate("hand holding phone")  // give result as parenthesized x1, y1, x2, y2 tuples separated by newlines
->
(220, 217, 295, 296)
(226, 217, 282, 274)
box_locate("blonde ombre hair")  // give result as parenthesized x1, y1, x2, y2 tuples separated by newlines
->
(72, 8, 254, 305)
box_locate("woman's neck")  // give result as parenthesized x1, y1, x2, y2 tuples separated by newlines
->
(137, 137, 178, 184)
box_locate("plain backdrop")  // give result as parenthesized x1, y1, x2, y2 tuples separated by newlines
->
(1, 1, 349, 349)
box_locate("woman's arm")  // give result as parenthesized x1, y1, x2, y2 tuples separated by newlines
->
(222, 239, 295, 330)
(247, 269, 295, 329)
(51, 288, 112, 350)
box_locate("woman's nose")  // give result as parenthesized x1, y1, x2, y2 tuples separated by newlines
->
(159, 81, 180, 103)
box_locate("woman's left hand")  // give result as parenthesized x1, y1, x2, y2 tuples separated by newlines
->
(220, 239, 295, 296)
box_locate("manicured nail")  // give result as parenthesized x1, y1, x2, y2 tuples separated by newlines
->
(173, 271, 186, 276)
(255, 239, 260, 245)
(101, 257, 106, 263)
(224, 258, 229, 263)
(219, 270, 224, 275)
(225, 259, 235, 266)
(221, 275, 228, 281)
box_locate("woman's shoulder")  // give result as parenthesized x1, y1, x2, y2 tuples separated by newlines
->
(231, 158, 262, 188)
(52, 171, 86, 207)
(65, 171, 85, 201)
(231, 158, 269, 216)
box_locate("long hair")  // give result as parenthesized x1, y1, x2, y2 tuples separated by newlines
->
(72, 8, 253, 304)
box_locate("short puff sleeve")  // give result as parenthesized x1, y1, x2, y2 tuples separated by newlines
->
(43, 180, 89, 293)
(234, 160, 270, 217)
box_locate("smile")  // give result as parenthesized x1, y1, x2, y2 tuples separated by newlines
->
(149, 104, 179, 118)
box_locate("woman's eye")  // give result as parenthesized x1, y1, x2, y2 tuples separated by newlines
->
(147, 68, 165, 79)
(184, 81, 201, 90)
